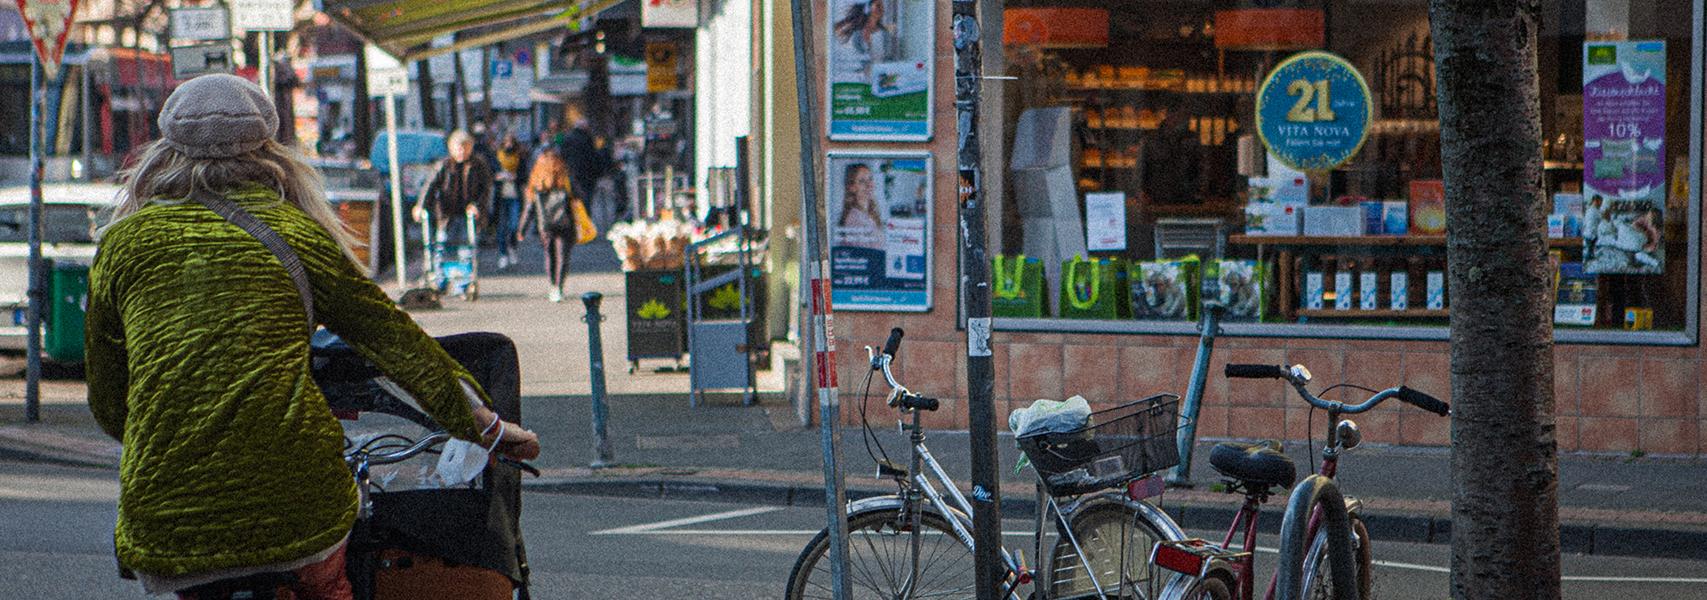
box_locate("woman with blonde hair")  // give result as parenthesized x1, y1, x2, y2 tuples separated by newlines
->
(518, 147, 578, 302)
(85, 74, 539, 599)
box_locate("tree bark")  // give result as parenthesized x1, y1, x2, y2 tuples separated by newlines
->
(1429, 2, 1560, 599)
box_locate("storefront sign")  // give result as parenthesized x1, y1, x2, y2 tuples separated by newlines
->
(1582, 40, 1667, 275)
(488, 58, 532, 110)
(1084, 192, 1126, 251)
(169, 6, 229, 41)
(827, 152, 932, 311)
(1255, 51, 1371, 172)
(826, 0, 934, 141)
(641, 0, 697, 28)
(1214, 9, 1324, 51)
(645, 42, 679, 92)
(1002, 8, 1107, 48)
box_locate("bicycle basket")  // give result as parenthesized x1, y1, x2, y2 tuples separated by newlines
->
(1017, 394, 1182, 497)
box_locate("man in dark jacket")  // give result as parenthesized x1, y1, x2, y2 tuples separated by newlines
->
(556, 117, 609, 202)
(416, 129, 493, 250)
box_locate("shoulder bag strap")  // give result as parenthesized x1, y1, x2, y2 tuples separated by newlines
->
(192, 189, 316, 334)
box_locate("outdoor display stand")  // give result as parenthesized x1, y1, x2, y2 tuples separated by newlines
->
(623, 270, 687, 372)
(684, 225, 756, 406)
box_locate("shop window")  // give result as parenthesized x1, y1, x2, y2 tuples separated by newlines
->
(994, 0, 1701, 343)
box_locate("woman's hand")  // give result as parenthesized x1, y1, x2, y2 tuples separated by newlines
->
(474, 407, 541, 461)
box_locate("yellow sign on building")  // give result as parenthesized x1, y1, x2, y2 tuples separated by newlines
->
(646, 42, 679, 92)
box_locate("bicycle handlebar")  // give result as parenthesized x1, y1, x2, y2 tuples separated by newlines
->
(864, 327, 938, 412)
(353, 431, 452, 466)
(881, 327, 904, 360)
(1223, 363, 1451, 416)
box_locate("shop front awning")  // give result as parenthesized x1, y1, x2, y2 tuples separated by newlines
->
(315, 0, 626, 62)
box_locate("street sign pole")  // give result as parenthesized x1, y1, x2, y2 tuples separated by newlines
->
(258, 31, 272, 98)
(385, 91, 406, 288)
(24, 54, 44, 423)
(789, 0, 850, 596)
(953, 0, 1000, 596)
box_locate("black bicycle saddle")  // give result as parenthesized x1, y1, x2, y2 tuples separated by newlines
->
(1209, 441, 1297, 488)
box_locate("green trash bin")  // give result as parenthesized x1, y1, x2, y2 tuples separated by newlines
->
(46, 261, 88, 364)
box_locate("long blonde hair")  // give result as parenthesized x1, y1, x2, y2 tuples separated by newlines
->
(111, 138, 363, 267)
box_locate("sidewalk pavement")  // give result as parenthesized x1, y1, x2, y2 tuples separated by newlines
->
(3, 240, 1705, 560)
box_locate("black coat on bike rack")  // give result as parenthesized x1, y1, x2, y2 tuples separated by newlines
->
(312, 331, 530, 595)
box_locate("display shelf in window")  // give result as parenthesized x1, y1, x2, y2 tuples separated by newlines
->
(1229, 234, 1584, 249)
(1296, 308, 1448, 319)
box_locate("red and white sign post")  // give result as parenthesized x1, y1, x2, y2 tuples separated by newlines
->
(15, 0, 79, 423)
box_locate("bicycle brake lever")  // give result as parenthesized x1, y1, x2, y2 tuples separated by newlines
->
(498, 456, 542, 477)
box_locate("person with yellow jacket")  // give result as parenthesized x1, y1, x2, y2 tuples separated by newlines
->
(84, 74, 540, 599)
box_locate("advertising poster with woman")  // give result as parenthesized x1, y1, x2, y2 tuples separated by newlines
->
(828, 152, 932, 311)
(827, 0, 934, 140)
(1582, 40, 1666, 275)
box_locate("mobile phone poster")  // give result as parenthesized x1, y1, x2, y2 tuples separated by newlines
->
(827, 153, 933, 311)
(826, 0, 934, 141)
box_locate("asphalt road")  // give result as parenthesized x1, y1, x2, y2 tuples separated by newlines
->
(4, 459, 1706, 599)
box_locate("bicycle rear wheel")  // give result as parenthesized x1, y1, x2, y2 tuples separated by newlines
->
(1041, 499, 1174, 600)
(785, 507, 977, 600)
(1300, 513, 1374, 600)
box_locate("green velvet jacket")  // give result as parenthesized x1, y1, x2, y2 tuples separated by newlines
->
(85, 185, 489, 577)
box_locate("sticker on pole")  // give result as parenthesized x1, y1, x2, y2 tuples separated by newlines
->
(16, 0, 81, 81)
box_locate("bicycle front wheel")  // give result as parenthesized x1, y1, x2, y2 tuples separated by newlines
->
(785, 507, 977, 600)
(1300, 513, 1374, 600)
(1041, 499, 1175, 600)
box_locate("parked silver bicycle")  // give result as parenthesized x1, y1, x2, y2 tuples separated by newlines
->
(785, 328, 1190, 600)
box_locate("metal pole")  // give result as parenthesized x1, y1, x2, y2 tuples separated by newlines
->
(385, 92, 408, 288)
(789, 0, 850, 596)
(1169, 304, 1222, 487)
(24, 52, 44, 423)
(953, 0, 1001, 595)
(582, 292, 614, 468)
(259, 32, 273, 99)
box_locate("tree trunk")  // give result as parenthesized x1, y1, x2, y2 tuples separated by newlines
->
(1429, 2, 1560, 599)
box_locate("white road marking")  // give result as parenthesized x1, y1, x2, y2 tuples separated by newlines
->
(590, 506, 784, 535)
(595, 509, 1707, 585)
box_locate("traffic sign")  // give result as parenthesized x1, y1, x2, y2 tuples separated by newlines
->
(170, 6, 231, 41)
(364, 45, 408, 96)
(170, 43, 235, 79)
(16, 0, 80, 81)
(230, 0, 292, 32)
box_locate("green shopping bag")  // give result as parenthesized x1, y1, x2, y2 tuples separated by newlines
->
(992, 255, 1046, 318)
(1060, 257, 1121, 320)
(1129, 256, 1200, 321)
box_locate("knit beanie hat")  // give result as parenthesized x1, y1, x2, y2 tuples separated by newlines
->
(156, 74, 278, 159)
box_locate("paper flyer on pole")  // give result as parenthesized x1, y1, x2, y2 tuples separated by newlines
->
(1581, 40, 1666, 275)
(827, 152, 932, 311)
(826, 0, 933, 141)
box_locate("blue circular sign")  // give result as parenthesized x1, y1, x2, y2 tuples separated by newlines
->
(1256, 51, 1373, 172)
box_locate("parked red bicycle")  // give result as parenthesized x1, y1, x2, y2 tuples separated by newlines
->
(1149, 363, 1449, 600)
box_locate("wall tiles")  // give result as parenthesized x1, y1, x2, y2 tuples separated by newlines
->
(1578, 417, 1640, 453)
(1638, 418, 1697, 456)
(1579, 357, 1641, 418)
(1640, 359, 1698, 419)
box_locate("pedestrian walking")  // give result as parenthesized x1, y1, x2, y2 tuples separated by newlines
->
(520, 148, 579, 302)
(83, 74, 540, 600)
(494, 133, 527, 269)
(416, 130, 494, 263)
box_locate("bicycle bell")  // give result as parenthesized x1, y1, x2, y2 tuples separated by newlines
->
(1336, 420, 1363, 450)
(1288, 364, 1313, 384)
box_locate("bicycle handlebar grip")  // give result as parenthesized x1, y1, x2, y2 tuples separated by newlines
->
(1225, 364, 1287, 379)
(1396, 386, 1451, 416)
(899, 393, 939, 412)
(882, 327, 905, 358)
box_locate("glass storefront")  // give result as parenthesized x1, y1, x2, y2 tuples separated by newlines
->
(993, 0, 1702, 344)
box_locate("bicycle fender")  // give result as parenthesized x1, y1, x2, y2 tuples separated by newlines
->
(1157, 562, 1238, 600)
(1055, 492, 1189, 542)
(845, 495, 973, 525)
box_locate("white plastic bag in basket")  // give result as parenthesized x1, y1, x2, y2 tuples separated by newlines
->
(1008, 395, 1093, 438)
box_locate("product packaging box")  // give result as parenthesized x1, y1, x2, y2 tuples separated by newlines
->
(1409, 179, 1446, 234)
(1390, 272, 1409, 310)
(1303, 206, 1365, 237)
(1244, 202, 1302, 236)
(1305, 272, 1325, 310)
(1361, 201, 1386, 235)
(1382, 201, 1409, 235)
(1426, 271, 1446, 310)
(1334, 272, 1353, 310)
(1360, 271, 1379, 310)
(1552, 193, 1584, 238)
(1547, 214, 1567, 238)
(1554, 261, 1597, 326)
